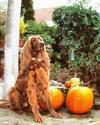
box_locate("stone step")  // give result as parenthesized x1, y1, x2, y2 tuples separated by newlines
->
(93, 98, 100, 110)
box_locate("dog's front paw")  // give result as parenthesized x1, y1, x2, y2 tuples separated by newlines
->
(34, 113, 43, 123)
(51, 110, 62, 118)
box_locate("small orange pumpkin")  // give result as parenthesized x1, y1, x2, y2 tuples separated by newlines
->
(66, 86, 94, 114)
(39, 88, 65, 110)
(65, 81, 71, 88)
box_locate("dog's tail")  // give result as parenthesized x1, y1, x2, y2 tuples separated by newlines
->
(0, 101, 10, 109)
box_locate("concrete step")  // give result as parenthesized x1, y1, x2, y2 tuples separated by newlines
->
(93, 98, 100, 110)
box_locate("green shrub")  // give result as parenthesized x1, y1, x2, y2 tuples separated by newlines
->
(0, 24, 5, 39)
(23, 20, 56, 45)
(0, 13, 6, 39)
(52, 4, 100, 72)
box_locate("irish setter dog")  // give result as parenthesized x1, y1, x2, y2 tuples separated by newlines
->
(9, 35, 61, 122)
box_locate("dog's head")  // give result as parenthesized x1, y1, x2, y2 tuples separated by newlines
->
(31, 35, 45, 52)
(20, 35, 49, 75)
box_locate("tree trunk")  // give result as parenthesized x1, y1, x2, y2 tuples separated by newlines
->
(4, 0, 22, 99)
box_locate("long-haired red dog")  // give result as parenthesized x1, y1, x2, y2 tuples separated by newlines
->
(9, 35, 61, 122)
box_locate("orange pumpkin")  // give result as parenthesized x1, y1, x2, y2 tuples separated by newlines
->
(66, 86, 94, 114)
(39, 88, 65, 110)
(65, 81, 71, 88)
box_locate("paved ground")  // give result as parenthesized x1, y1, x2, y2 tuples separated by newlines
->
(0, 107, 100, 125)
(0, 98, 100, 125)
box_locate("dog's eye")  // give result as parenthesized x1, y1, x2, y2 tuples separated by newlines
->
(31, 37, 36, 42)
(38, 36, 43, 41)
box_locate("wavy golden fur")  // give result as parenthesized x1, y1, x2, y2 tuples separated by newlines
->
(9, 35, 61, 122)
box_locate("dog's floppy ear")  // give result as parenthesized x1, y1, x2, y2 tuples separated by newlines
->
(20, 36, 33, 75)
(31, 36, 37, 50)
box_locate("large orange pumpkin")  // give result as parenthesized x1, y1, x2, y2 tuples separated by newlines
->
(39, 88, 65, 110)
(66, 86, 94, 114)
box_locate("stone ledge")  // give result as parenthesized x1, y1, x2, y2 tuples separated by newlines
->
(93, 98, 100, 110)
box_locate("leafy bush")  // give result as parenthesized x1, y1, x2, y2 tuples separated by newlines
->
(0, 24, 5, 39)
(52, 4, 100, 73)
(20, 16, 28, 36)
(22, 20, 57, 45)
(0, 13, 6, 39)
